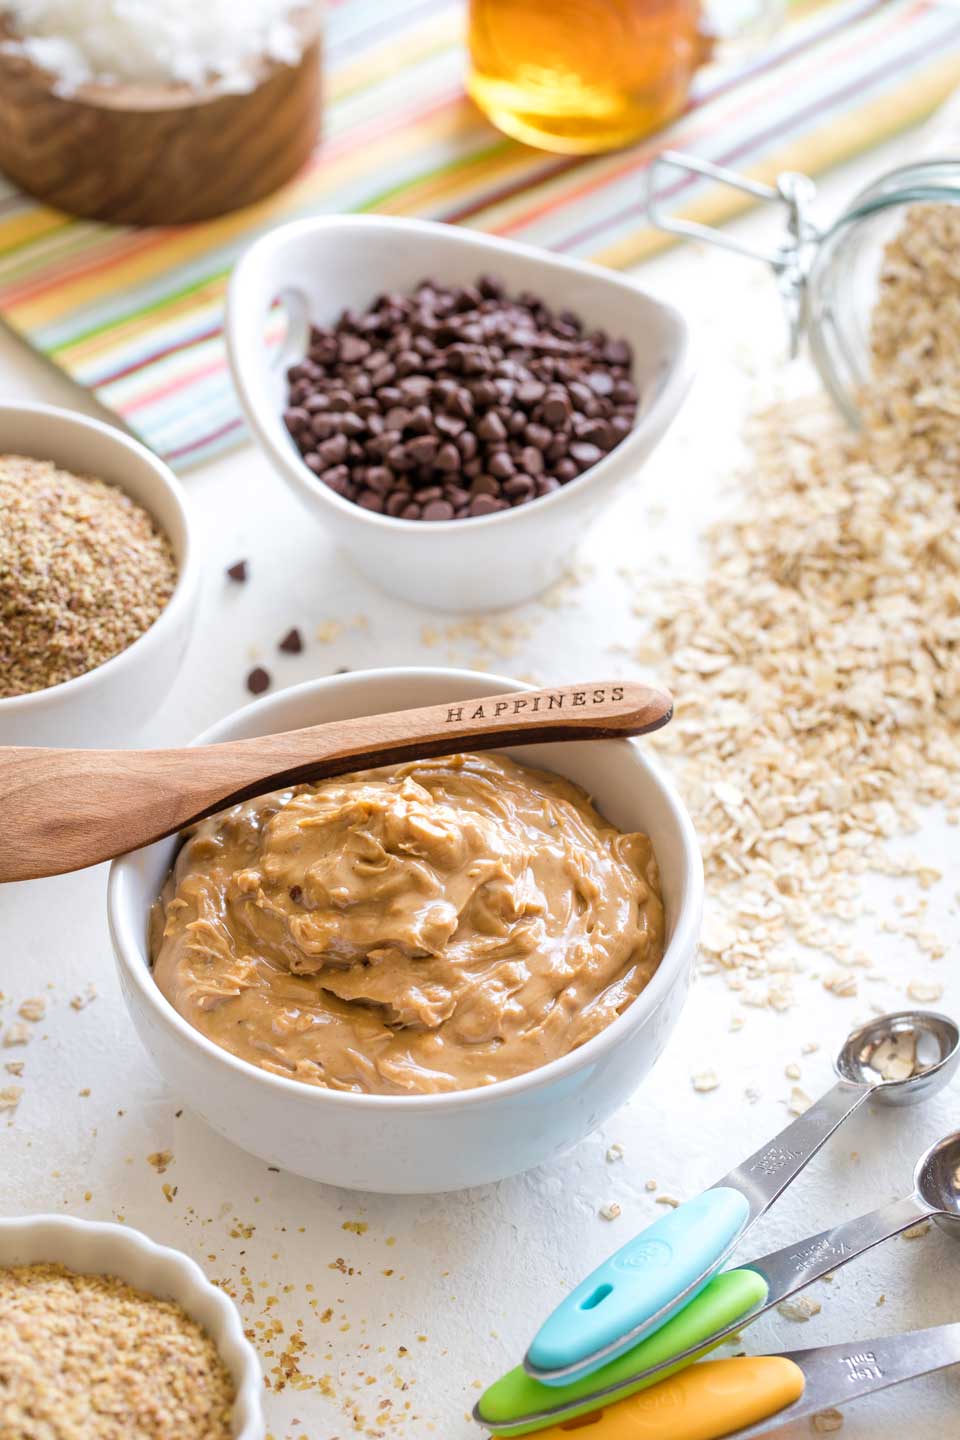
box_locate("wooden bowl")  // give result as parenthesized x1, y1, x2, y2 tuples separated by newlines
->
(0, 9, 322, 225)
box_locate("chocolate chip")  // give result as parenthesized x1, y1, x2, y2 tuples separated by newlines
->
(317, 433, 348, 466)
(516, 380, 546, 407)
(470, 493, 501, 516)
(279, 627, 304, 654)
(435, 443, 461, 472)
(289, 885, 303, 903)
(476, 411, 507, 442)
(569, 441, 604, 468)
(587, 370, 614, 397)
(504, 473, 535, 499)
(542, 393, 572, 426)
(226, 559, 248, 583)
(585, 420, 617, 449)
(470, 474, 500, 496)
(247, 666, 271, 695)
(407, 435, 439, 466)
(423, 499, 455, 521)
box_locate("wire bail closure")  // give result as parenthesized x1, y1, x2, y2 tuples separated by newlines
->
(646, 150, 821, 357)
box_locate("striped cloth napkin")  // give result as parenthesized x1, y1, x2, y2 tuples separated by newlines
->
(0, 0, 957, 470)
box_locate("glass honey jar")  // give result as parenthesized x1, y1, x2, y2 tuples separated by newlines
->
(467, 0, 782, 154)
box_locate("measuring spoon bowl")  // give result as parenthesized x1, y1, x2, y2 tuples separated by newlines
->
(835, 1010, 960, 1107)
(915, 1131, 960, 1237)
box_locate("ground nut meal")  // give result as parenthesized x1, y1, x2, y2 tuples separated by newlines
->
(0, 1262, 234, 1439)
(151, 752, 665, 1094)
(0, 454, 177, 698)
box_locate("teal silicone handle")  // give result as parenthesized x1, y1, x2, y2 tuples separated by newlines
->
(525, 1186, 750, 1385)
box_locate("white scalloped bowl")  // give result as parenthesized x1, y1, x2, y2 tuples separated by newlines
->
(0, 1214, 264, 1438)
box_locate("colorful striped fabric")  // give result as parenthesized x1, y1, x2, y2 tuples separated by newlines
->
(0, 0, 958, 469)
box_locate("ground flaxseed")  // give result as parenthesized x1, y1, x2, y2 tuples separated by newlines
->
(0, 454, 177, 698)
(0, 1262, 235, 1440)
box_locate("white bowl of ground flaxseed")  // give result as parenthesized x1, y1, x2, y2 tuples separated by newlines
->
(0, 404, 199, 747)
(0, 1213, 264, 1438)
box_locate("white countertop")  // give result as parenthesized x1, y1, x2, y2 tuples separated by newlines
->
(2, 134, 958, 1440)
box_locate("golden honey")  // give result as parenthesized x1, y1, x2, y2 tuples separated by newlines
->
(467, 0, 713, 154)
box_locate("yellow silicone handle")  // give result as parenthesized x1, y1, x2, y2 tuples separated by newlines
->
(530, 1356, 805, 1440)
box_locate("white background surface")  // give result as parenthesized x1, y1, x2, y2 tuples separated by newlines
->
(2, 133, 959, 1440)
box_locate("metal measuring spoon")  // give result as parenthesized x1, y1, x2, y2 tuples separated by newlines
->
(489, 1124, 960, 1433)
(523, 1011, 959, 1389)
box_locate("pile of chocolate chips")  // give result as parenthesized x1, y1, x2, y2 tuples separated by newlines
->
(283, 276, 638, 521)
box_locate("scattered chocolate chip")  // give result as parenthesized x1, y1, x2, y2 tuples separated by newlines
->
(226, 560, 248, 583)
(246, 666, 271, 695)
(279, 627, 304, 654)
(289, 885, 303, 903)
(282, 278, 639, 523)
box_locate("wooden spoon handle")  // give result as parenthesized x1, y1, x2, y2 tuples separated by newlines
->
(0, 679, 672, 882)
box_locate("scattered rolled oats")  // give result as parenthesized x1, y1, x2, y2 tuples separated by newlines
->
(692, 1069, 719, 1093)
(655, 1195, 680, 1209)
(812, 1410, 844, 1434)
(785, 1063, 801, 1080)
(606, 1143, 625, 1163)
(640, 210, 960, 1004)
(823, 974, 858, 999)
(17, 998, 45, 1023)
(906, 980, 944, 1003)
(901, 1221, 931, 1241)
(599, 1202, 622, 1221)
(0, 1085, 23, 1111)
(776, 1295, 821, 1322)
(70, 985, 97, 1011)
(3, 1022, 31, 1047)
(788, 1087, 812, 1117)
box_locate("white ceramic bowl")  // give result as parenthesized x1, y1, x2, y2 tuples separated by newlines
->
(108, 668, 702, 1194)
(226, 216, 692, 611)
(0, 403, 199, 747)
(0, 1213, 263, 1438)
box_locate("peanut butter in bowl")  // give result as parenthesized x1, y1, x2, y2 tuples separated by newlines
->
(150, 752, 665, 1096)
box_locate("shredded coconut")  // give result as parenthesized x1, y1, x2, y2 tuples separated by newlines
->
(2, 0, 308, 94)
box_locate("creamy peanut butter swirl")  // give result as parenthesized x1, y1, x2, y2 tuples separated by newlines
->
(150, 753, 664, 1095)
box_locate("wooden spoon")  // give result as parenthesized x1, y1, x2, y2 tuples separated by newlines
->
(0, 680, 672, 882)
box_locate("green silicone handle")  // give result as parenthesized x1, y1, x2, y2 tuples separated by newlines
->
(476, 1268, 769, 1436)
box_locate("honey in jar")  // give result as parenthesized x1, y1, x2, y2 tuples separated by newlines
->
(467, 0, 771, 154)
